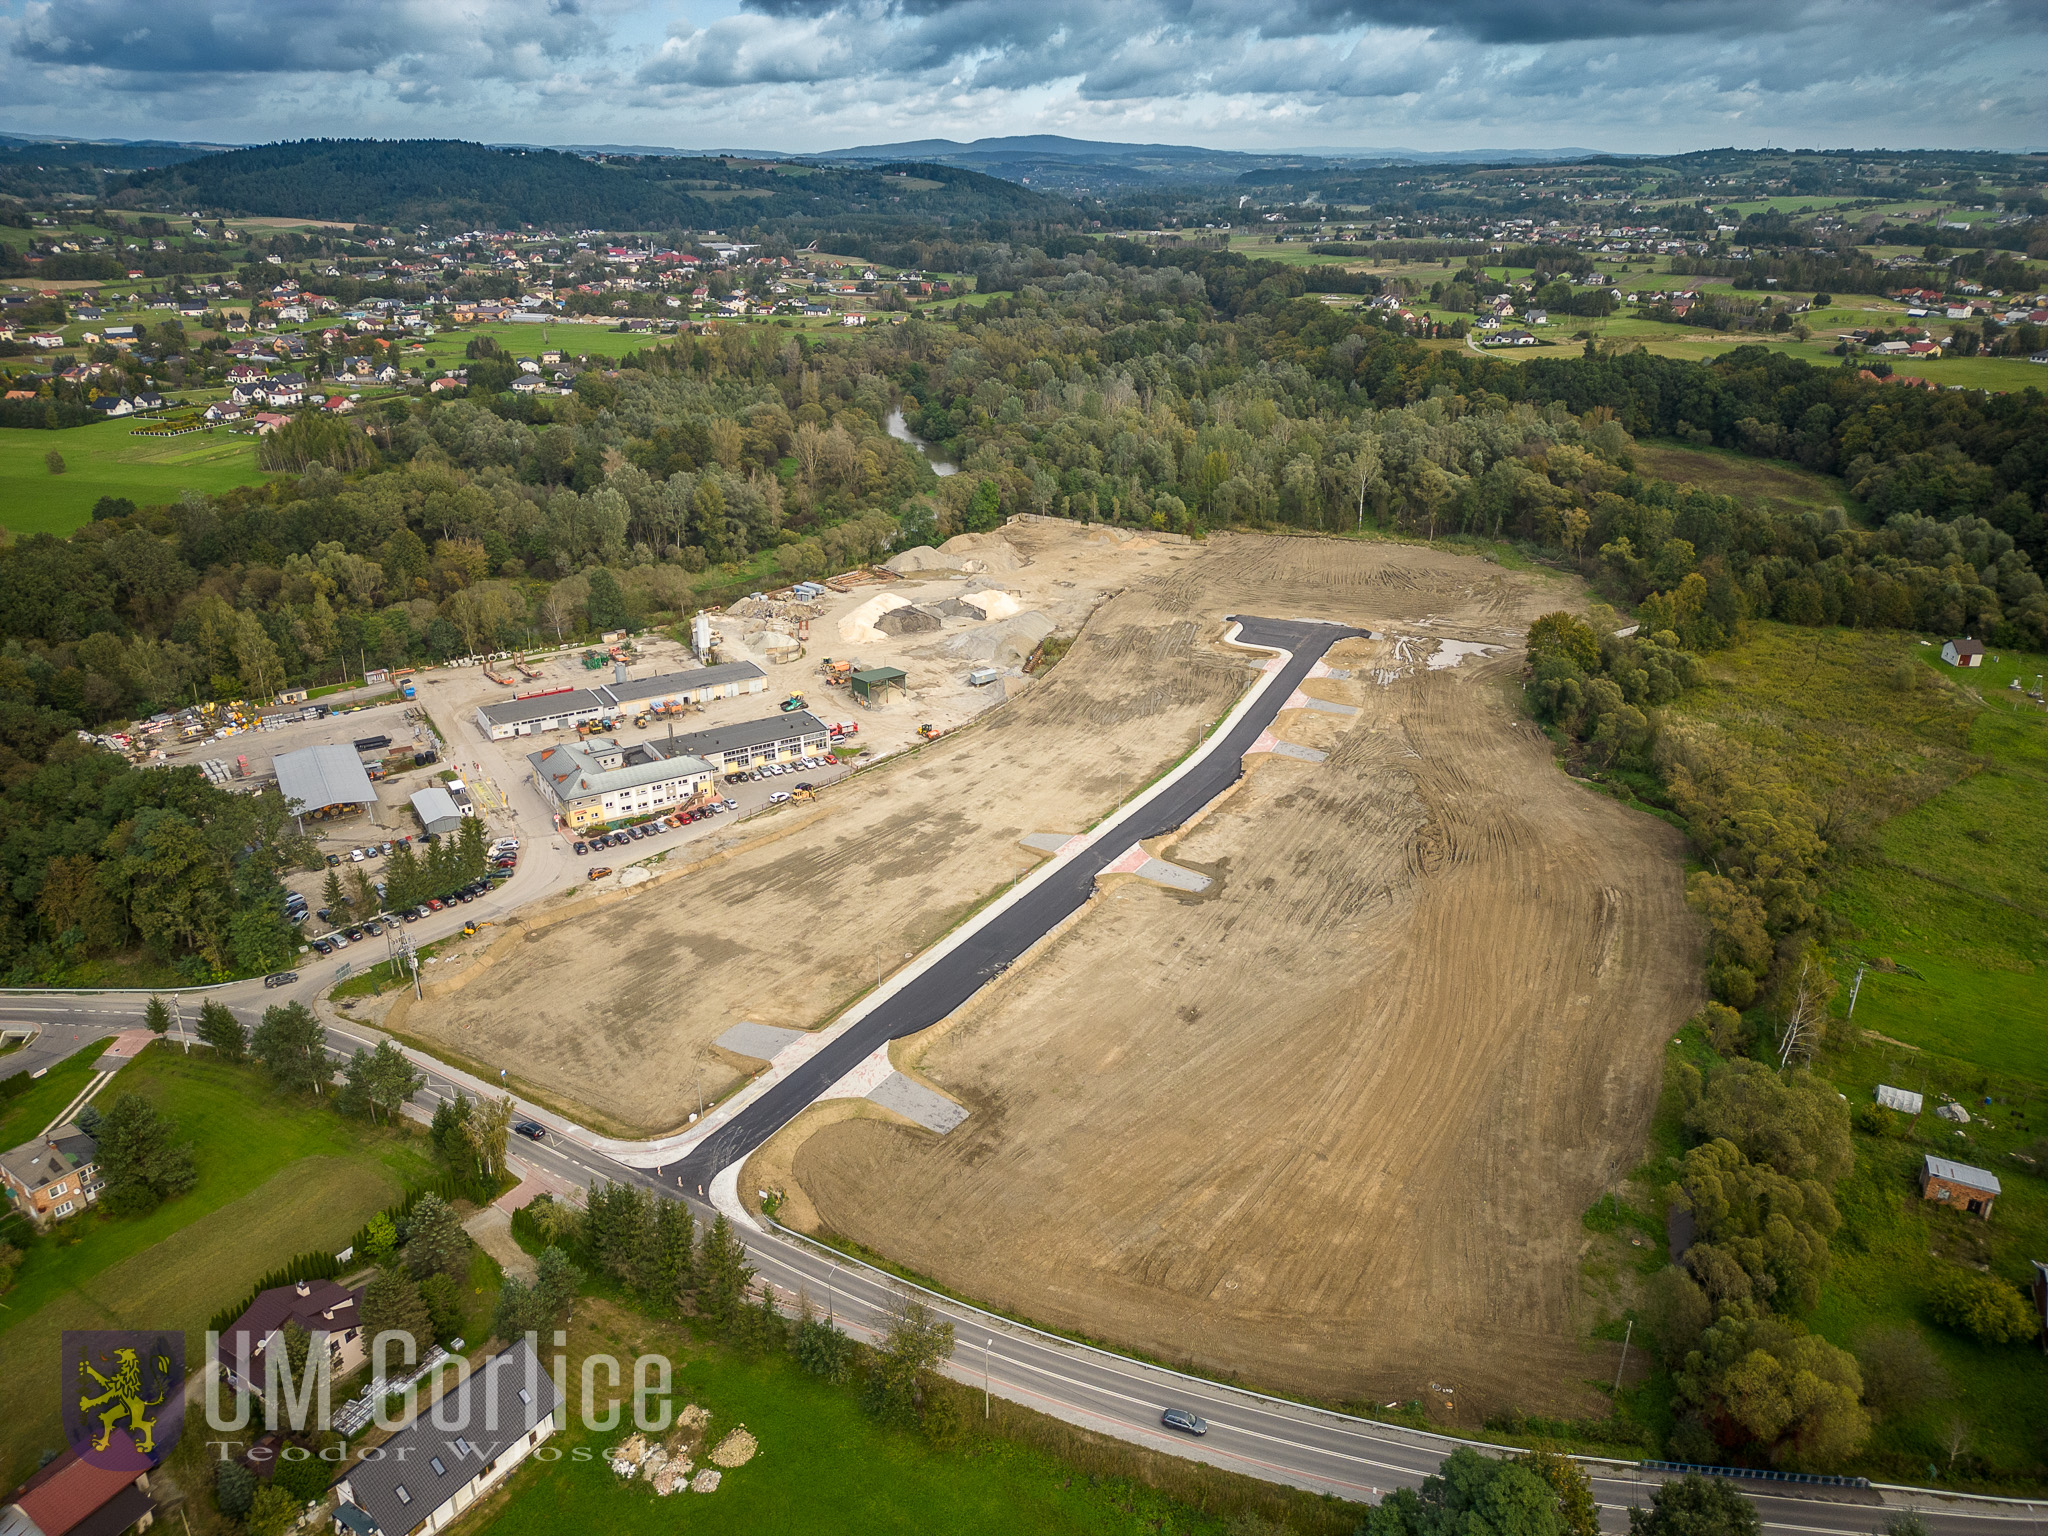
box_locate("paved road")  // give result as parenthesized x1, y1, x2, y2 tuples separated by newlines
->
(7, 618, 2039, 1531)
(662, 615, 1361, 1187)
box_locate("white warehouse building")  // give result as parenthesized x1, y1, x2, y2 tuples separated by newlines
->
(474, 661, 765, 741)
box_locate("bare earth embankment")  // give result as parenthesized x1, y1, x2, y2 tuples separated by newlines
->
(771, 534, 1699, 1418)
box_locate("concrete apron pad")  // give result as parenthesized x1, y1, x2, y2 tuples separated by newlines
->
(1245, 729, 1327, 763)
(1018, 831, 1082, 854)
(816, 1041, 969, 1134)
(716, 1021, 808, 1061)
(1099, 843, 1212, 893)
(1282, 688, 1359, 717)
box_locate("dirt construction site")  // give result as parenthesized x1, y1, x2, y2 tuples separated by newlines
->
(395, 519, 1699, 1417)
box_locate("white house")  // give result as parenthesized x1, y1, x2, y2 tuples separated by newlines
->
(1941, 637, 1985, 668)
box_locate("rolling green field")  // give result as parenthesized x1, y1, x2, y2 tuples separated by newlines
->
(1667, 625, 2048, 1482)
(0, 1044, 438, 1486)
(467, 1297, 1358, 1536)
(0, 418, 269, 535)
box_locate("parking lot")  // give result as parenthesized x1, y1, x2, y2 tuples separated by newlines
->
(568, 751, 853, 877)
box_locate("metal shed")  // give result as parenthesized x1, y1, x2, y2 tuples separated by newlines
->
(409, 787, 463, 838)
(274, 744, 377, 821)
(850, 666, 907, 705)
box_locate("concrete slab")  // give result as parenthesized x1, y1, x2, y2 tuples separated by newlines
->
(716, 1021, 808, 1061)
(1301, 697, 1358, 717)
(96, 1028, 157, 1068)
(869, 1071, 969, 1133)
(1270, 742, 1327, 763)
(1018, 831, 1081, 853)
(1134, 857, 1212, 893)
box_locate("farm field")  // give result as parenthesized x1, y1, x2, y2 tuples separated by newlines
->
(0, 417, 269, 535)
(0, 1044, 436, 1487)
(732, 532, 1695, 1419)
(1626, 439, 1854, 514)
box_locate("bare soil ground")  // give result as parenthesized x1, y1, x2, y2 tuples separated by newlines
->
(398, 519, 1236, 1130)
(769, 532, 1699, 1419)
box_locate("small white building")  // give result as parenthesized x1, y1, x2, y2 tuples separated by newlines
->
(1940, 637, 1985, 668)
(409, 787, 463, 838)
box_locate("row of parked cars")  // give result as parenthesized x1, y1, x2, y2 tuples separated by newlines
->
(572, 805, 736, 857)
(735, 754, 834, 783)
(297, 840, 520, 954)
(325, 838, 411, 867)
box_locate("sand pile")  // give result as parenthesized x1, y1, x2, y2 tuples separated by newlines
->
(939, 532, 1026, 572)
(839, 591, 912, 644)
(874, 605, 942, 636)
(710, 1427, 757, 1467)
(937, 611, 1055, 668)
(961, 587, 1022, 621)
(882, 545, 949, 574)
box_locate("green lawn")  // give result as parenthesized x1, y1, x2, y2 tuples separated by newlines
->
(465, 1298, 1357, 1536)
(0, 418, 270, 535)
(0, 1045, 438, 1486)
(0, 1044, 105, 1151)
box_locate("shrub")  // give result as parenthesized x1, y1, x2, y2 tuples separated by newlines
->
(1926, 1270, 2035, 1345)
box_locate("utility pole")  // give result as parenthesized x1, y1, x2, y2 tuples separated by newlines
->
(827, 1262, 838, 1324)
(1611, 1319, 1633, 1399)
(1846, 963, 1868, 1020)
(984, 1338, 993, 1419)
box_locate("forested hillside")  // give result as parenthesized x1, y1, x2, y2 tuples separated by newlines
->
(118, 140, 1067, 236)
(3, 238, 2044, 996)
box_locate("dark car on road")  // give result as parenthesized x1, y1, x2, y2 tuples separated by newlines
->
(1161, 1408, 1208, 1436)
(514, 1121, 546, 1141)
(263, 971, 298, 987)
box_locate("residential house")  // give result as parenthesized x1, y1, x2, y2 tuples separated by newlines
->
(0, 1433, 156, 1536)
(0, 1122, 101, 1227)
(251, 412, 293, 433)
(88, 396, 136, 418)
(1941, 637, 1986, 668)
(1921, 1154, 2000, 1217)
(204, 401, 245, 423)
(218, 1277, 369, 1392)
(330, 1341, 558, 1536)
(1494, 329, 1537, 346)
(1524, 308, 1549, 325)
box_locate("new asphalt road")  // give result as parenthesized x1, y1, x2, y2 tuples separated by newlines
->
(6, 617, 2039, 1533)
(662, 615, 1363, 1187)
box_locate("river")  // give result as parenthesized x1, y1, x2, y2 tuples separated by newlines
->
(885, 408, 957, 476)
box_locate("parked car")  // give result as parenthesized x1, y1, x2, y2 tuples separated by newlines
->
(349, 848, 365, 862)
(312, 938, 334, 956)
(363, 919, 383, 936)
(401, 908, 419, 922)
(721, 798, 738, 811)
(1160, 1408, 1208, 1437)
(513, 1121, 546, 1141)
(588, 866, 612, 881)
(427, 898, 443, 911)
(573, 840, 588, 854)
(768, 791, 791, 804)
(326, 853, 341, 867)
(331, 934, 350, 949)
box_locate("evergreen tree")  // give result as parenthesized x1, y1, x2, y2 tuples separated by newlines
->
(251, 1002, 328, 1094)
(361, 1268, 433, 1358)
(419, 1272, 464, 1340)
(534, 1245, 583, 1320)
(793, 1297, 854, 1382)
(95, 1091, 198, 1216)
(322, 869, 351, 923)
(585, 567, 628, 631)
(403, 1193, 470, 1282)
(143, 994, 171, 1035)
(430, 1091, 473, 1160)
(456, 814, 489, 881)
(493, 1276, 543, 1341)
(214, 1459, 256, 1519)
(696, 1214, 754, 1329)
(196, 999, 247, 1062)
(646, 1200, 696, 1309)
(385, 840, 425, 909)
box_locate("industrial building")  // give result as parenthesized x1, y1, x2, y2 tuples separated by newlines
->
(654, 709, 833, 773)
(474, 660, 766, 741)
(273, 743, 379, 823)
(527, 737, 716, 829)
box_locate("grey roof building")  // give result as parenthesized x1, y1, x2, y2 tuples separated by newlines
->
(525, 738, 715, 828)
(0, 1123, 101, 1227)
(473, 661, 765, 740)
(654, 709, 832, 770)
(332, 1340, 559, 1536)
(274, 744, 378, 816)
(409, 787, 463, 838)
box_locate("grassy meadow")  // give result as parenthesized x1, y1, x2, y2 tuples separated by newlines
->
(0, 417, 270, 536)
(0, 1043, 439, 1486)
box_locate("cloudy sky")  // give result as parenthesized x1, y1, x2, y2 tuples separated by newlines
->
(2, 0, 2042, 155)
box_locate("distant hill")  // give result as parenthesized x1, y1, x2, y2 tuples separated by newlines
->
(806, 134, 1624, 191)
(117, 139, 1068, 233)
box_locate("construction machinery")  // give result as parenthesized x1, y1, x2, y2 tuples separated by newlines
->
(916, 723, 943, 741)
(779, 692, 807, 713)
(633, 713, 651, 729)
(821, 658, 855, 686)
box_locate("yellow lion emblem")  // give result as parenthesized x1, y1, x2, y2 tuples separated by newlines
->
(77, 1347, 169, 1454)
